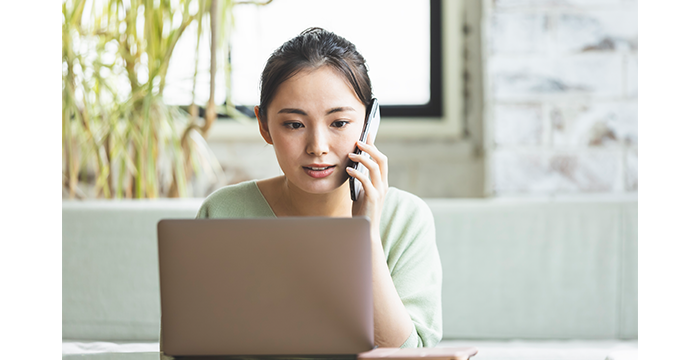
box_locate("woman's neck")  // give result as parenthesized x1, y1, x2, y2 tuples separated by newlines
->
(260, 176, 353, 217)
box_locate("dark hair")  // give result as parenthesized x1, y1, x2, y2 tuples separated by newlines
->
(258, 27, 373, 121)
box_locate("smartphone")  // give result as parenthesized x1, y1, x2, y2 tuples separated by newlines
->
(350, 98, 381, 201)
(358, 346, 478, 360)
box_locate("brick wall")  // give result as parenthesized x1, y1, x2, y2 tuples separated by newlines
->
(484, 0, 638, 195)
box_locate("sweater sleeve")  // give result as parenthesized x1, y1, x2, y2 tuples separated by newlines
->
(380, 189, 443, 348)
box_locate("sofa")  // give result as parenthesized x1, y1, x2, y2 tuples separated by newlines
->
(62, 196, 638, 359)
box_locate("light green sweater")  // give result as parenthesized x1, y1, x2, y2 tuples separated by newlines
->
(160, 181, 442, 357)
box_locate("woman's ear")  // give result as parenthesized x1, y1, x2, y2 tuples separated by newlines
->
(255, 106, 273, 145)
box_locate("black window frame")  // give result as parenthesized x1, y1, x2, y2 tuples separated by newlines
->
(380, 0, 443, 118)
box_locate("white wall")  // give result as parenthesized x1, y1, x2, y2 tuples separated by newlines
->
(483, 0, 638, 195)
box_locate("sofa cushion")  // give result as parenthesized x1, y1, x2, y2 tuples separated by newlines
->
(62, 200, 201, 341)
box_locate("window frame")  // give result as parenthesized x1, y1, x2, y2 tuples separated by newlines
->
(380, 0, 443, 118)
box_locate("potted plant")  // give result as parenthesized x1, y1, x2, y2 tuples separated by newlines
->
(62, 0, 271, 199)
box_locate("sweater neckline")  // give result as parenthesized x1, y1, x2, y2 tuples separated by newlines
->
(251, 180, 278, 218)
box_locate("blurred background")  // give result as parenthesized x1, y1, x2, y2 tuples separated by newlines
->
(61, 1, 639, 358)
(62, 0, 638, 200)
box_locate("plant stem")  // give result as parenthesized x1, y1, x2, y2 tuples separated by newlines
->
(202, 0, 217, 137)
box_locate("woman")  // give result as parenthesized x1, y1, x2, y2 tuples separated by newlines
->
(194, 27, 441, 349)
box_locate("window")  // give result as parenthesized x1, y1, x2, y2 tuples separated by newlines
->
(163, 0, 464, 140)
(164, 0, 443, 119)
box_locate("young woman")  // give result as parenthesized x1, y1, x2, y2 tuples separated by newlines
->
(194, 27, 442, 349)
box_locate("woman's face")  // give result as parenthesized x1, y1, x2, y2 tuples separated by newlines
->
(258, 66, 366, 195)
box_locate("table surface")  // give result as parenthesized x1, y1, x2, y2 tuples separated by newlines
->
(62, 339, 638, 360)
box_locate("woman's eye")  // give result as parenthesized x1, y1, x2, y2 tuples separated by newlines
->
(284, 122, 304, 129)
(332, 120, 349, 128)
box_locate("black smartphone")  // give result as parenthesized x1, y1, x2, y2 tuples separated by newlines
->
(350, 98, 381, 201)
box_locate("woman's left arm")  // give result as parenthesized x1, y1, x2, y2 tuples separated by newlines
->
(346, 139, 416, 348)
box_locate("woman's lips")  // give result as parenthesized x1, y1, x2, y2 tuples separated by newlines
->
(303, 165, 336, 178)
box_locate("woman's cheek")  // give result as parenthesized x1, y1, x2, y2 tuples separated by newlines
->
(273, 140, 297, 170)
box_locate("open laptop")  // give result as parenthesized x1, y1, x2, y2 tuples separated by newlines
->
(157, 217, 374, 358)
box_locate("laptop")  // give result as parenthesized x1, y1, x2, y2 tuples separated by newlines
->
(157, 217, 374, 358)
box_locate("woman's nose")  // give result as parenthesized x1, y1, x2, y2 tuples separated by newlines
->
(306, 128, 329, 156)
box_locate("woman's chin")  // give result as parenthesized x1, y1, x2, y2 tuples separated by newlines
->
(294, 175, 349, 195)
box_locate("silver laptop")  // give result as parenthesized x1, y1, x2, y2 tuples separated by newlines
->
(157, 217, 374, 357)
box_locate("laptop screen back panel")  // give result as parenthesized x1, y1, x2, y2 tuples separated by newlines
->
(158, 217, 374, 356)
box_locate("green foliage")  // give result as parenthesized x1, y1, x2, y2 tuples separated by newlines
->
(62, 0, 251, 199)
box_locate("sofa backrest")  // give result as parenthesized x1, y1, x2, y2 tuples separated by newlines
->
(62, 200, 201, 341)
(428, 198, 637, 340)
(62, 197, 637, 341)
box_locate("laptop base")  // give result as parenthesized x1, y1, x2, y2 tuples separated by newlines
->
(172, 355, 358, 360)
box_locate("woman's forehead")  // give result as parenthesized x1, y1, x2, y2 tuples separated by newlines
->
(270, 66, 364, 111)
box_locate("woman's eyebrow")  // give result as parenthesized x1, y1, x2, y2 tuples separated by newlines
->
(326, 107, 355, 115)
(278, 108, 307, 115)
(277, 107, 355, 115)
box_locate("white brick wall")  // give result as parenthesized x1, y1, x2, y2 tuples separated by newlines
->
(625, 147, 637, 191)
(485, 0, 638, 195)
(489, 13, 548, 54)
(492, 148, 621, 193)
(489, 54, 625, 100)
(494, 103, 544, 145)
(550, 101, 638, 146)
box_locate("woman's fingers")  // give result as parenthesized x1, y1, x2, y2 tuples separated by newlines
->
(346, 164, 377, 199)
(355, 141, 389, 187)
(349, 151, 383, 191)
